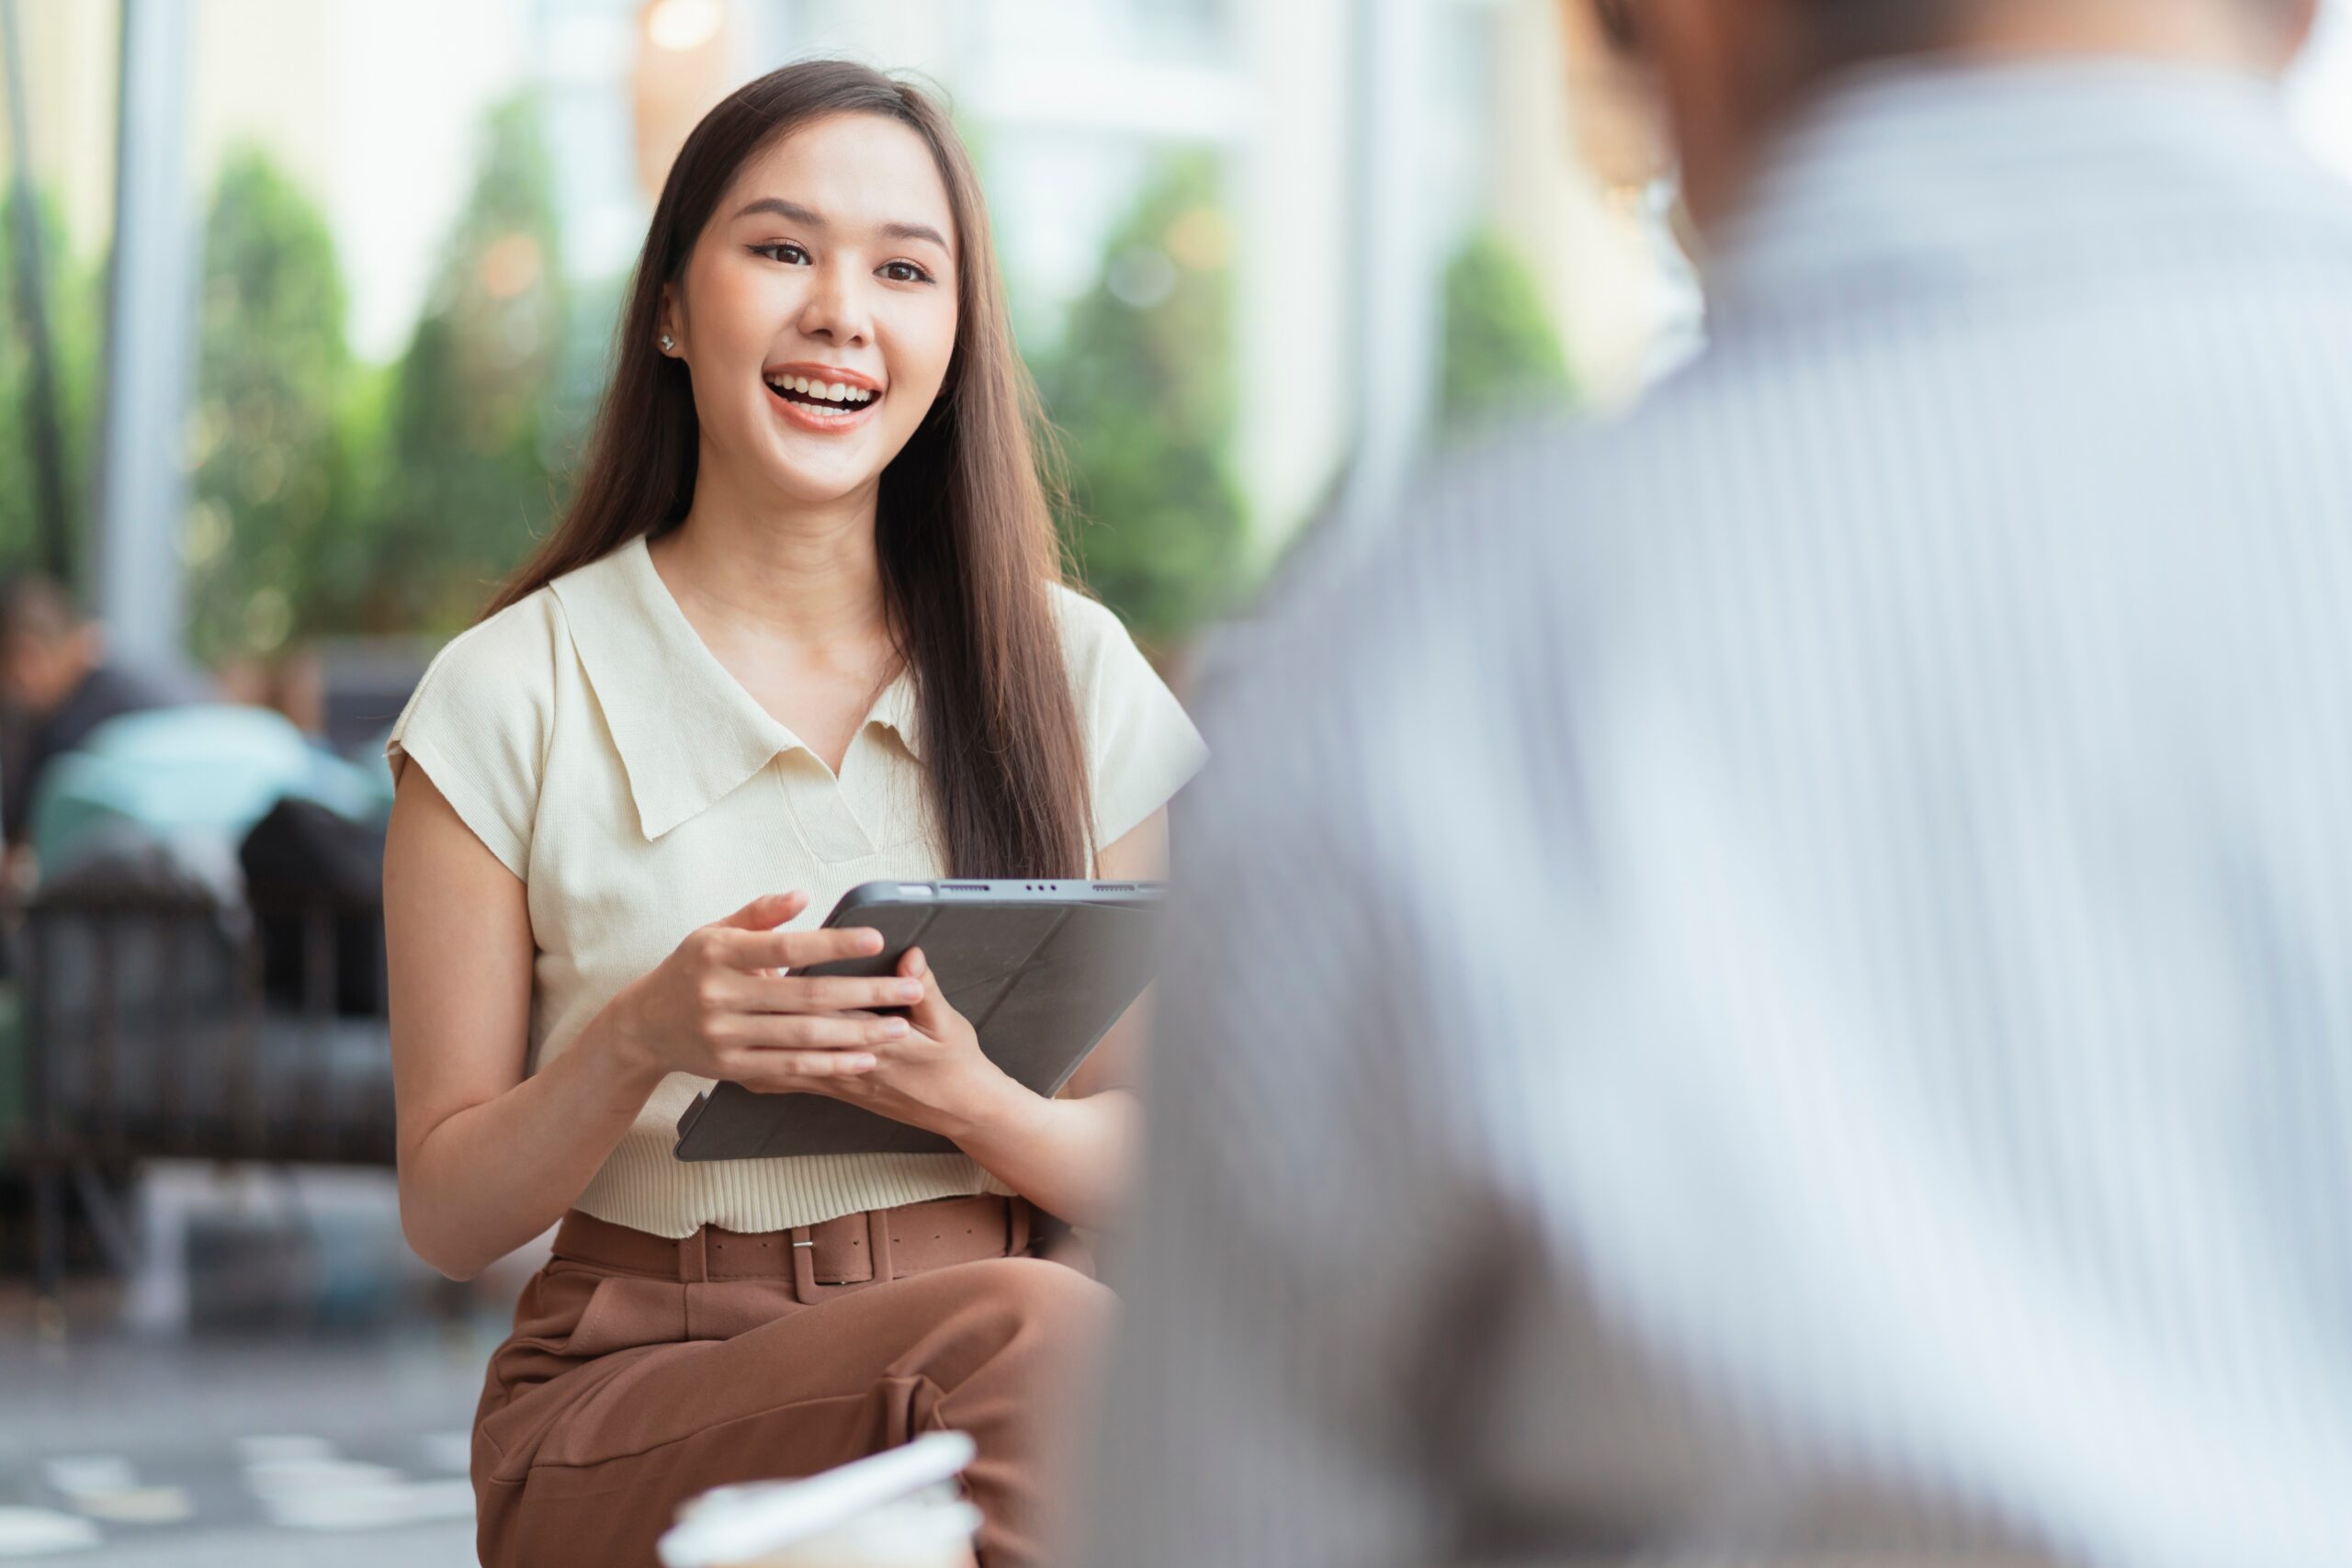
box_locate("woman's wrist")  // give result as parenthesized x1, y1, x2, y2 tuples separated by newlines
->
(934, 1064, 1043, 1149)
(583, 987, 673, 1103)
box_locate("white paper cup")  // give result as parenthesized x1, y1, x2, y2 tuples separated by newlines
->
(660, 1433, 980, 1568)
(718, 1493, 982, 1568)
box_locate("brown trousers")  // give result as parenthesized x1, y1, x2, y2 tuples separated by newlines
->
(472, 1196, 1112, 1568)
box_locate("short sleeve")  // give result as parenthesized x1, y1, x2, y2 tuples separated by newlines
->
(384, 591, 562, 880)
(1054, 586, 1211, 853)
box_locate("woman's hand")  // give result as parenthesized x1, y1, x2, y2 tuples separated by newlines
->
(801, 944, 1028, 1141)
(603, 892, 923, 1089)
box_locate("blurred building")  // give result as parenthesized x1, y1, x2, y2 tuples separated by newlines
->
(492, 0, 1681, 547)
(8, 0, 1679, 591)
(8, 0, 2343, 659)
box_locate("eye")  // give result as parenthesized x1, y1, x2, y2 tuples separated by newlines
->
(878, 260, 934, 285)
(752, 243, 810, 265)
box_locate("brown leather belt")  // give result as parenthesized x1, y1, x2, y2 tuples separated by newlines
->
(553, 1194, 1035, 1305)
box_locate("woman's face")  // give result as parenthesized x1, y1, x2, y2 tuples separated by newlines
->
(662, 113, 960, 510)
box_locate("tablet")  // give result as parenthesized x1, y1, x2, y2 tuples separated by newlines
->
(672, 879, 1167, 1161)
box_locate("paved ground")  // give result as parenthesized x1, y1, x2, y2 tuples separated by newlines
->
(0, 1165, 542, 1565)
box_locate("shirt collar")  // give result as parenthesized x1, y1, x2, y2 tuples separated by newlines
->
(1705, 58, 2344, 328)
(548, 535, 922, 842)
(868, 660, 922, 761)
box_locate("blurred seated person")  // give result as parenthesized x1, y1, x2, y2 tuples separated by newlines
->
(218, 647, 399, 823)
(216, 645, 329, 742)
(0, 574, 201, 879)
(27, 704, 391, 875)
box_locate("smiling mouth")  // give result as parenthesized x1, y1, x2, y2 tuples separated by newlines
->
(764, 374, 880, 417)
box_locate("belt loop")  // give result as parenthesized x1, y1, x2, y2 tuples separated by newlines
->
(867, 1208, 895, 1283)
(679, 1227, 708, 1284)
(1007, 1196, 1032, 1258)
(789, 1225, 819, 1304)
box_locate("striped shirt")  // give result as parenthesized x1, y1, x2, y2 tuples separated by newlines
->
(1088, 59, 2352, 1568)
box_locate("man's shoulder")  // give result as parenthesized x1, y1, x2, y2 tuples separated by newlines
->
(1192, 428, 1598, 799)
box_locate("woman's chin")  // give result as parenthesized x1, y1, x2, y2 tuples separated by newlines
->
(755, 452, 886, 510)
(718, 423, 873, 502)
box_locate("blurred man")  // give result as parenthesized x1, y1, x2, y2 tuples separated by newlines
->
(0, 576, 194, 856)
(1089, 1, 2352, 1565)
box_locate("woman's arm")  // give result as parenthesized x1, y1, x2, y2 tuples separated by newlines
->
(940, 1063, 1142, 1234)
(386, 768, 650, 1279)
(386, 767, 917, 1280)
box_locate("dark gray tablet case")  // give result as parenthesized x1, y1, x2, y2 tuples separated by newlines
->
(672, 880, 1167, 1160)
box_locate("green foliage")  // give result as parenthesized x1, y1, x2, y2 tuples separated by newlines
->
(17, 98, 1272, 658)
(178, 100, 577, 649)
(371, 94, 571, 634)
(184, 148, 356, 660)
(7, 94, 582, 652)
(0, 184, 101, 580)
(1437, 230, 1575, 439)
(1032, 154, 1246, 648)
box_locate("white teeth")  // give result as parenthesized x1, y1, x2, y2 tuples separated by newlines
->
(768, 375, 876, 410)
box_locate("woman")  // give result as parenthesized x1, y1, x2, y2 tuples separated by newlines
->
(381, 62, 1205, 1568)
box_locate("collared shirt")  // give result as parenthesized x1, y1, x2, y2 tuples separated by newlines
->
(387, 534, 1205, 1237)
(1091, 61, 2352, 1568)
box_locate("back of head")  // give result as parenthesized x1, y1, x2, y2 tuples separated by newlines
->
(1586, 0, 2322, 225)
(1599, 0, 2321, 67)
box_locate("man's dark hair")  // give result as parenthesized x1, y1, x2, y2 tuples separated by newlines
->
(1804, 0, 1962, 62)
(1598, 0, 2298, 72)
(1591, 0, 1961, 67)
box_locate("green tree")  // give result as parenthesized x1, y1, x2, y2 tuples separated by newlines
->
(0, 184, 101, 579)
(184, 148, 355, 660)
(1032, 155, 1246, 648)
(1437, 230, 1575, 440)
(373, 94, 569, 633)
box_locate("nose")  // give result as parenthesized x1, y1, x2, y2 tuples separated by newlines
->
(796, 258, 874, 348)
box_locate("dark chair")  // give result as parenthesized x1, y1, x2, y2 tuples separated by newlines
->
(13, 880, 396, 1314)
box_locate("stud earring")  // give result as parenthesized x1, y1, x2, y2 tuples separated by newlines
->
(659, 333, 675, 352)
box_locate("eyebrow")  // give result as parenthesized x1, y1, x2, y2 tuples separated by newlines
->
(730, 197, 951, 254)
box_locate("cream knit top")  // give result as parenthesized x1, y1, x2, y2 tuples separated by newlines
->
(385, 536, 1207, 1237)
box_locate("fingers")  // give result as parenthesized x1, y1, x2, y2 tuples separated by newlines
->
(735, 1051, 883, 1089)
(900, 946, 956, 1034)
(718, 923, 887, 974)
(713, 891, 808, 931)
(721, 1011, 910, 1052)
(733, 973, 928, 1014)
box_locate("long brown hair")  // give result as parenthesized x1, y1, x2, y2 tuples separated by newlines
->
(486, 61, 1092, 878)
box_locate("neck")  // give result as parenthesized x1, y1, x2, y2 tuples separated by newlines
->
(1951, 0, 2292, 71)
(656, 457, 891, 650)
